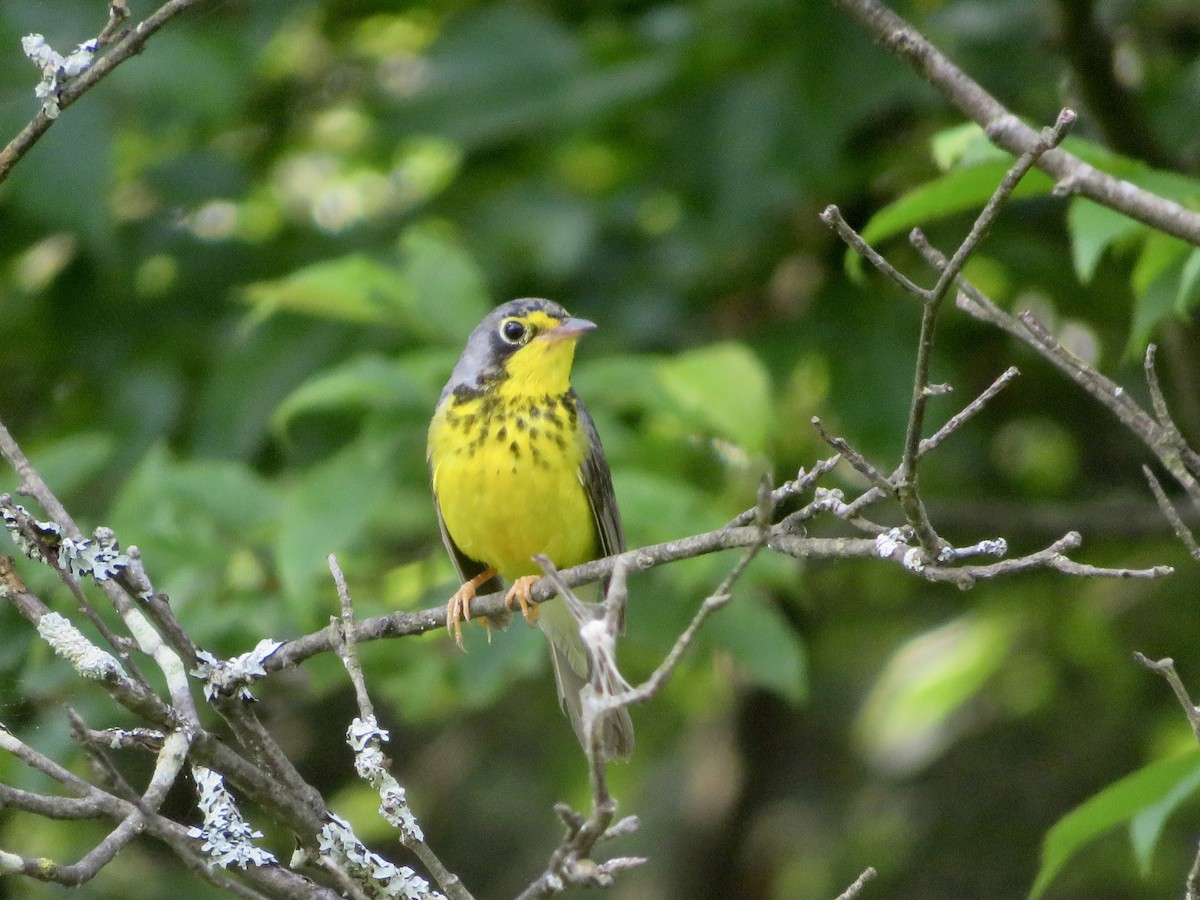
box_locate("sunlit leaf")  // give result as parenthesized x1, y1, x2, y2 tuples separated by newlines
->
(1129, 232, 1190, 354)
(1066, 198, 1146, 284)
(930, 123, 1007, 171)
(240, 254, 414, 325)
(1029, 749, 1200, 899)
(396, 224, 491, 343)
(856, 612, 1016, 775)
(1176, 248, 1200, 314)
(1129, 755, 1200, 876)
(655, 343, 773, 455)
(1132, 231, 1190, 298)
(847, 163, 1055, 280)
(271, 354, 432, 436)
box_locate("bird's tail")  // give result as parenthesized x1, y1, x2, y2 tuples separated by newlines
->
(538, 595, 634, 760)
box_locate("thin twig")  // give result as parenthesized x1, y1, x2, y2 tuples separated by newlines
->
(820, 205, 928, 298)
(912, 228, 1200, 546)
(1143, 466, 1200, 559)
(728, 454, 843, 527)
(1144, 344, 1200, 475)
(926, 109, 1074, 305)
(609, 535, 767, 710)
(1134, 653, 1200, 744)
(270, 506, 1171, 672)
(811, 418, 897, 496)
(891, 110, 1074, 557)
(921, 366, 1020, 456)
(329, 555, 373, 719)
(327, 555, 473, 900)
(838, 365, 1021, 522)
(835, 867, 878, 900)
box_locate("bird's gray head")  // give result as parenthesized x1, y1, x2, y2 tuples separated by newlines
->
(441, 298, 588, 401)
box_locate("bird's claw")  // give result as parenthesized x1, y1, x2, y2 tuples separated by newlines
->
(504, 576, 540, 625)
(446, 567, 497, 651)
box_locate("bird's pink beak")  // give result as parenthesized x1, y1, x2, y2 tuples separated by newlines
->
(541, 317, 597, 341)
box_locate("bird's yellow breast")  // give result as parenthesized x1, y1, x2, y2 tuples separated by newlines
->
(429, 389, 596, 579)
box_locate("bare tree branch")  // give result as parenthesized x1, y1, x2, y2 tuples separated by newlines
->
(0, 0, 213, 184)
(908, 224, 1200, 554)
(1143, 466, 1200, 559)
(822, 110, 1072, 560)
(328, 555, 470, 900)
(832, 0, 1200, 246)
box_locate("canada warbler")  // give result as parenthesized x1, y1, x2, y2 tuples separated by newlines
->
(428, 298, 634, 757)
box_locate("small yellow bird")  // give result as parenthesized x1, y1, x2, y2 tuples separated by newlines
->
(427, 298, 633, 758)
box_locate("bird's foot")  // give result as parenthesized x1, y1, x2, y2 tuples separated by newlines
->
(446, 567, 497, 650)
(504, 575, 540, 624)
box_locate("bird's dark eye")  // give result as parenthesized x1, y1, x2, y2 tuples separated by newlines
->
(500, 319, 527, 343)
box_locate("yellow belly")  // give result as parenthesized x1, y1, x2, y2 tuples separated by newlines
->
(429, 398, 596, 579)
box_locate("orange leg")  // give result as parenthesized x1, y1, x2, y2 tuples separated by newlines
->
(504, 575, 541, 625)
(447, 567, 497, 650)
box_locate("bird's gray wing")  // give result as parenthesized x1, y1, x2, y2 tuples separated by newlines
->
(576, 397, 625, 560)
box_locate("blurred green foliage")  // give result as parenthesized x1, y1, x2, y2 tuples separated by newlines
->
(2, 0, 1200, 898)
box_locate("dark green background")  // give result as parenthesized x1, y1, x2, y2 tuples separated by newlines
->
(1, 0, 1199, 897)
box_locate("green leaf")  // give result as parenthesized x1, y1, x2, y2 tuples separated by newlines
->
(1129, 265, 1181, 357)
(573, 354, 663, 414)
(1132, 231, 1190, 297)
(13, 432, 115, 499)
(1128, 233, 1191, 354)
(271, 354, 433, 436)
(1029, 749, 1200, 899)
(1176, 248, 1200, 314)
(655, 343, 774, 454)
(706, 595, 807, 704)
(1066, 198, 1146, 284)
(112, 446, 282, 537)
(392, 6, 670, 148)
(275, 439, 392, 617)
(614, 470, 722, 549)
(847, 162, 1056, 280)
(1129, 755, 1200, 876)
(107, 447, 282, 610)
(238, 225, 489, 335)
(930, 123, 1008, 171)
(240, 254, 414, 325)
(457, 621, 544, 707)
(395, 224, 491, 343)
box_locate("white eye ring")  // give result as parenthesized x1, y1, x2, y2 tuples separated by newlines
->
(500, 319, 528, 343)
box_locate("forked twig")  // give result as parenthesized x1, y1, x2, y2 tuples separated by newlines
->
(822, 110, 1074, 560)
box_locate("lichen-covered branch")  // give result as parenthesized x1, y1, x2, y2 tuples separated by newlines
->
(0, 0, 215, 183)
